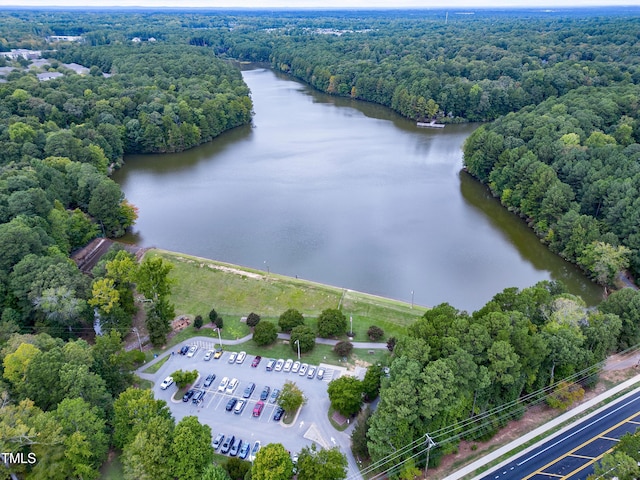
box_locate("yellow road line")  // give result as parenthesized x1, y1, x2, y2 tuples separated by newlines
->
(562, 449, 613, 478)
(522, 411, 640, 480)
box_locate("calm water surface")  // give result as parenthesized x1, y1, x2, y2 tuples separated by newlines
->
(113, 68, 601, 312)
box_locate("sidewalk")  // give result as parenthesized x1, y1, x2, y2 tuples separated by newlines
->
(444, 375, 640, 480)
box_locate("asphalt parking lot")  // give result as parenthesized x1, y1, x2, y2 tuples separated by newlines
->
(152, 339, 343, 459)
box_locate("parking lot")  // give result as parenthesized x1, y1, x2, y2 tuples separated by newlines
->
(151, 339, 343, 460)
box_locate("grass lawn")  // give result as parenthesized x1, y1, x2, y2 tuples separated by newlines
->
(146, 249, 426, 345)
(143, 354, 170, 374)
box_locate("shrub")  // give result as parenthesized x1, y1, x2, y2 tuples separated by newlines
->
(193, 315, 203, 329)
(290, 325, 316, 353)
(208, 308, 218, 324)
(214, 316, 224, 329)
(253, 321, 278, 346)
(278, 308, 305, 332)
(246, 312, 261, 327)
(333, 341, 353, 357)
(367, 325, 384, 341)
(317, 308, 347, 338)
(387, 336, 396, 352)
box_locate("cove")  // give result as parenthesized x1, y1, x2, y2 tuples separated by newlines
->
(113, 67, 602, 312)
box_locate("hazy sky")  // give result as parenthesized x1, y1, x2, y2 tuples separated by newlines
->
(0, 0, 637, 7)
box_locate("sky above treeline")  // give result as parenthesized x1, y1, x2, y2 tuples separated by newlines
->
(0, 0, 637, 7)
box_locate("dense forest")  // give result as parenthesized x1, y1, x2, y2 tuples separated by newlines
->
(1, 7, 640, 479)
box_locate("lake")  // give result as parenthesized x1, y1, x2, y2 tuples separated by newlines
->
(113, 67, 601, 312)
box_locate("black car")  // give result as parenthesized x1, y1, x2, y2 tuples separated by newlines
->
(212, 433, 224, 450)
(243, 382, 255, 399)
(273, 406, 284, 421)
(182, 389, 195, 402)
(220, 435, 235, 454)
(225, 398, 237, 411)
(192, 390, 205, 405)
(260, 386, 271, 401)
(229, 439, 242, 457)
(204, 374, 216, 388)
(179, 345, 189, 355)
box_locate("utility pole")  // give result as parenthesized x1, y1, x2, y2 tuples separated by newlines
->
(424, 434, 436, 478)
(295, 339, 300, 360)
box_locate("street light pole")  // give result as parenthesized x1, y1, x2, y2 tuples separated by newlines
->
(295, 339, 300, 360)
(264, 260, 269, 276)
(411, 290, 414, 309)
(132, 327, 142, 352)
(349, 315, 353, 336)
(215, 327, 222, 348)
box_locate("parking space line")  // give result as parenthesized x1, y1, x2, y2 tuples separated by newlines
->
(600, 436, 620, 442)
(568, 454, 594, 460)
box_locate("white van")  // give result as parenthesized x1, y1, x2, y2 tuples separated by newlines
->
(218, 376, 229, 392)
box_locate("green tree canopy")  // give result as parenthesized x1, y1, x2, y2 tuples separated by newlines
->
(251, 443, 294, 480)
(317, 308, 347, 338)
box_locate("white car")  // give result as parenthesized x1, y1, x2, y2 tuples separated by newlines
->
(298, 363, 308, 376)
(203, 350, 214, 361)
(159, 376, 174, 390)
(236, 351, 246, 364)
(226, 378, 239, 394)
(283, 359, 293, 372)
(291, 361, 301, 373)
(186, 345, 198, 358)
(228, 352, 238, 363)
(218, 376, 229, 392)
(274, 359, 285, 371)
(316, 368, 325, 380)
(249, 441, 261, 462)
(307, 366, 316, 379)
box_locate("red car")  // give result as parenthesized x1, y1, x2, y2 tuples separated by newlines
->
(253, 400, 265, 417)
(251, 355, 262, 368)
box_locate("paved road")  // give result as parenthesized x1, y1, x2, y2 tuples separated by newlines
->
(476, 389, 640, 480)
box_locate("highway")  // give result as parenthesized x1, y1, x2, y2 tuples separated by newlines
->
(477, 389, 640, 480)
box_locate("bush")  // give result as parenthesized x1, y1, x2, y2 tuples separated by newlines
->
(367, 325, 384, 341)
(193, 315, 203, 329)
(290, 325, 316, 353)
(333, 341, 353, 357)
(214, 316, 224, 329)
(253, 321, 278, 346)
(387, 336, 396, 352)
(172, 369, 198, 388)
(278, 308, 305, 332)
(208, 308, 218, 324)
(246, 312, 261, 327)
(317, 308, 347, 338)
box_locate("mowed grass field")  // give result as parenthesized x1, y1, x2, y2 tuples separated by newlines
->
(147, 249, 428, 343)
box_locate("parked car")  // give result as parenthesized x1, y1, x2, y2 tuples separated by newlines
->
(213, 433, 224, 450)
(273, 406, 284, 421)
(203, 374, 215, 387)
(265, 359, 276, 371)
(243, 382, 255, 398)
(213, 348, 224, 359)
(182, 389, 195, 402)
(251, 355, 262, 367)
(260, 386, 271, 401)
(239, 441, 251, 459)
(218, 376, 229, 392)
(203, 350, 214, 361)
(236, 351, 246, 364)
(228, 352, 237, 363)
(225, 398, 237, 411)
(307, 366, 316, 379)
(249, 441, 261, 462)
(179, 345, 189, 355)
(269, 388, 280, 403)
(220, 435, 235, 454)
(229, 438, 242, 456)
(253, 400, 265, 417)
(299, 363, 308, 376)
(186, 345, 198, 358)
(291, 360, 301, 373)
(159, 376, 174, 390)
(234, 399, 246, 414)
(226, 378, 239, 394)
(274, 359, 285, 371)
(283, 359, 293, 372)
(192, 390, 205, 405)
(316, 368, 325, 380)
